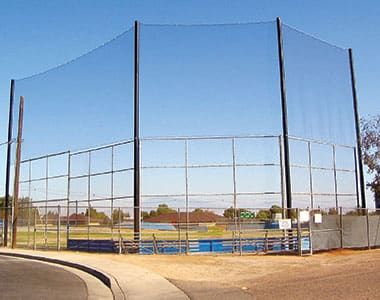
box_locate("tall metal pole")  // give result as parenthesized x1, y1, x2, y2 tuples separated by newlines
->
(348, 48, 366, 208)
(4, 79, 15, 247)
(276, 17, 292, 209)
(133, 20, 141, 241)
(353, 148, 361, 208)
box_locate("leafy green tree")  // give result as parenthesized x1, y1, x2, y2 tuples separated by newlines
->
(149, 210, 157, 217)
(255, 205, 287, 220)
(255, 209, 271, 220)
(270, 205, 282, 215)
(0, 196, 12, 210)
(223, 207, 249, 219)
(156, 204, 176, 215)
(0, 196, 40, 225)
(361, 115, 380, 208)
(193, 208, 206, 213)
(142, 204, 177, 220)
(142, 211, 149, 219)
(85, 207, 110, 224)
(111, 209, 130, 224)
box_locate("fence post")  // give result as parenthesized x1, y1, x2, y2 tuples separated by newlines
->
(57, 205, 61, 251)
(118, 207, 122, 254)
(239, 218, 242, 256)
(33, 210, 36, 250)
(27, 203, 31, 248)
(184, 140, 189, 255)
(308, 209, 313, 255)
(308, 142, 314, 209)
(44, 211, 48, 249)
(66, 152, 71, 248)
(45, 156, 49, 249)
(297, 208, 302, 256)
(12, 96, 24, 249)
(366, 208, 370, 250)
(332, 145, 339, 210)
(87, 206, 90, 248)
(340, 207, 343, 249)
(111, 146, 114, 240)
(178, 208, 181, 255)
(27, 160, 31, 248)
(87, 151, 91, 249)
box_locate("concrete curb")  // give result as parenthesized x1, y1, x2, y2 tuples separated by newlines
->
(0, 251, 125, 300)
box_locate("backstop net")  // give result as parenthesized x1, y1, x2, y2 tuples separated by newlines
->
(282, 25, 358, 209)
(5, 20, 362, 251)
(139, 22, 282, 213)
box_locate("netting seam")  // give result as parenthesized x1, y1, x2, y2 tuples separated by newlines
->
(141, 20, 274, 27)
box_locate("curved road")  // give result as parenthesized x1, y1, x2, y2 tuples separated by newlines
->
(0, 256, 87, 299)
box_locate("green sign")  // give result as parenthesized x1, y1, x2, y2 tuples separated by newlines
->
(240, 211, 254, 219)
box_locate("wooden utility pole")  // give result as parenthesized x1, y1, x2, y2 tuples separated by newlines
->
(12, 96, 24, 249)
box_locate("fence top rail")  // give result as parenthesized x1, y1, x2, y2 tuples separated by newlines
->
(70, 139, 134, 156)
(290, 163, 355, 173)
(288, 135, 355, 149)
(20, 150, 70, 164)
(19, 135, 355, 164)
(0, 139, 15, 147)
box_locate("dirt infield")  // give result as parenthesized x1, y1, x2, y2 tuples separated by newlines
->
(117, 249, 380, 299)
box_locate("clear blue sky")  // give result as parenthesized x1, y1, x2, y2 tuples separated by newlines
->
(0, 0, 378, 208)
(0, 0, 379, 127)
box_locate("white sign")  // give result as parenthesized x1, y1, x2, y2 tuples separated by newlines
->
(279, 219, 292, 230)
(314, 213, 322, 224)
(300, 210, 310, 223)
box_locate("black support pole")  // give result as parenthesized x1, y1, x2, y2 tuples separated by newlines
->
(4, 79, 15, 247)
(133, 20, 141, 241)
(348, 48, 366, 208)
(276, 17, 292, 209)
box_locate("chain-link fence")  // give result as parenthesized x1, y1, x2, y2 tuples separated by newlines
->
(6, 205, 379, 255)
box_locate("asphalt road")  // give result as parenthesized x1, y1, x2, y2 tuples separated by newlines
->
(0, 256, 87, 300)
